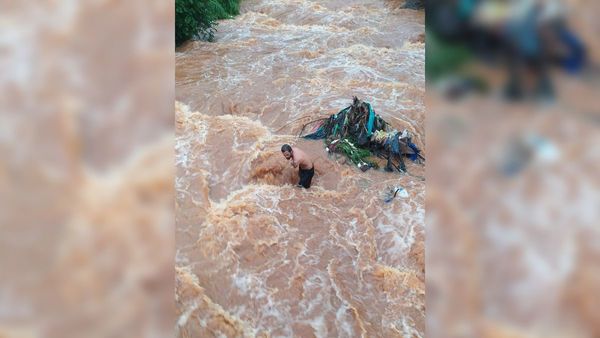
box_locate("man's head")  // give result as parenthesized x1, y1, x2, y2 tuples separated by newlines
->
(281, 144, 292, 160)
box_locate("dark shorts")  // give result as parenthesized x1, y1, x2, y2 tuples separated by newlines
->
(298, 167, 314, 189)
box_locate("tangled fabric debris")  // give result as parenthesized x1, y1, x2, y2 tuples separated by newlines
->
(301, 97, 424, 173)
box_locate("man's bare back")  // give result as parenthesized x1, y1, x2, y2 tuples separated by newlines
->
(289, 147, 313, 170)
(281, 144, 315, 189)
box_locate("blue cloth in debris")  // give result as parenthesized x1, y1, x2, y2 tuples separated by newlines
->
(304, 127, 326, 139)
(366, 104, 375, 136)
(558, 26, 586, 74)
(391, 134, 401, 154)
(458, 0, 477, 19)
(407, 141, 420, 161)
(506, 8, 541, 59)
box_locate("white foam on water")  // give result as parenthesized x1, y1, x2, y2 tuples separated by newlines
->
(175, 0, 425, 335)
(177, 301, 198, 327)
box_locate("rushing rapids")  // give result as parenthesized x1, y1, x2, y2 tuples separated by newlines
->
(176, 0, 425, 336)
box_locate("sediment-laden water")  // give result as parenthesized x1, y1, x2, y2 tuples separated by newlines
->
(175, 0, 425, 336)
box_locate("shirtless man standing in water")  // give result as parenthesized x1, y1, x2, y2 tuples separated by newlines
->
(281, 144, 314, 189)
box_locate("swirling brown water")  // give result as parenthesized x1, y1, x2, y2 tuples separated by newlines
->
(176, 0, 425, 336)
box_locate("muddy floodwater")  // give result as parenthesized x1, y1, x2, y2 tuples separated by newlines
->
(175, 0, 425, 336)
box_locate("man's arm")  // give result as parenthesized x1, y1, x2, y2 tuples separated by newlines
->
(290, 154, 298, 168)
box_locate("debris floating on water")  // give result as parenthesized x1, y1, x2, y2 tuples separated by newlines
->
(383, 186, 409, 203)
(301, 96, 423, 174)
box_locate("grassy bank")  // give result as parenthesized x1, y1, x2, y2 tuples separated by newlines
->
(176, 0, 241, 46)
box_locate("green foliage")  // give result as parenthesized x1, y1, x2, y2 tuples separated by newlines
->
(204, 0, 228, 21)
(335, 139, 376, 167)
(176, 0, 215, 46)
(426, 29, 471, 82)
(175, 0, 242, 47)
(219, 0, 241, 16)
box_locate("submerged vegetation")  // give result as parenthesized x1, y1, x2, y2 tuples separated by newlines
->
(176, 0, 241, 46)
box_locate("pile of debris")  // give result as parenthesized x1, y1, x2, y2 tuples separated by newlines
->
(301, 97, 423, 173)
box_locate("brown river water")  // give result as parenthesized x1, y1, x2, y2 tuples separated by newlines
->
(175, 0, 425, 337)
